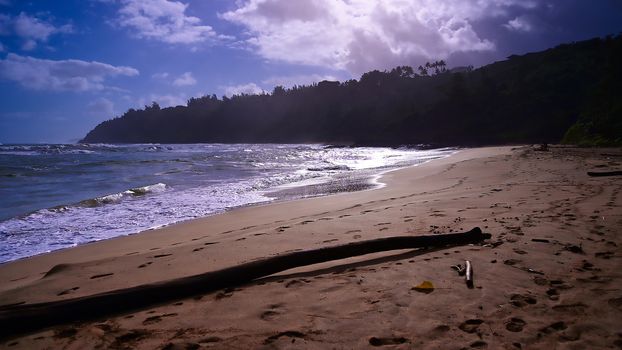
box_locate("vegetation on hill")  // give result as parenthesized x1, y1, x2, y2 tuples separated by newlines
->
(81, 35, 622, 147)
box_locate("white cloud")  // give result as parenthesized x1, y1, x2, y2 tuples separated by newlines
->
(117, 0, 218, 44)
(263, 74, 339, 89)
(223, 82, 265, 97)
(172, 71, 196, 86)
(504, 16, 533, 32)
(221, 0, 543, 74)
(0, 53, 139, 91)
(151, 72, 169, 79)
(21, 39, 36, 51)
(87, 97, 115, 118)
(9, 12, 73, 50)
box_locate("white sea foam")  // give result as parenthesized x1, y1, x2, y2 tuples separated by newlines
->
(0, 144, 456, 263)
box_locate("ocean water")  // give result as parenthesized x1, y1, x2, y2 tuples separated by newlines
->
(0, 144, 455, 263)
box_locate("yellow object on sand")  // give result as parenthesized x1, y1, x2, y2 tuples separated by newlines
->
(413, 281, 434, 293)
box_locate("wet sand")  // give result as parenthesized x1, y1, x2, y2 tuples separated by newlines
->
(1, 145, 621, 349)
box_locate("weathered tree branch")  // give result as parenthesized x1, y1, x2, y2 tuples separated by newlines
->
(0, 227, 490, 338)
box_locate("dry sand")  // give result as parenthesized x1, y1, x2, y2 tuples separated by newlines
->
(0, 145, 621, 349)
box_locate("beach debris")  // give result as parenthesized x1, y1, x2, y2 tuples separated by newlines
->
(452, 261, 474, 287)
(465, 260, 474, 288)
(521, 267, 545, 275)
(451, 264, 466, 276)
(0, 227, 491, 337)
(412, 281, 434, 293)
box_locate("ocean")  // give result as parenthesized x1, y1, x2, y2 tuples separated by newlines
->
(0, 143, 455, 263)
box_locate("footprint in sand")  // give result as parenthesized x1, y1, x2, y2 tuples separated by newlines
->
(607, 297, 622, 310)
(510, 294, 537, 307)
(549, 279, 573, 290)
(54, 328, 78, 339)
(595, 251, 614, 259)
(552, 303, 587, 314)
(459, 319, 484, 333)
(505, 317, 526, 332)
(142, 313, 178, 325)
(112, 330, 148, 348)
(215, 287, 235, 300)
(533, 276, 548, 286)
(547, 288, 560, 300)
(470, 340, 488, 348)
(90, 273, 114, 279)
(263, 331, 305, 345)
(369, 336, 408, 346)
(431, 324, 450, 334)
(285, 279, 309, 288)
(57, 286, 80, 296)
(161, 341, 201, 350)
(539, 321, 567, 334)
(260, 309, 281, 321)
(138, 262, 153, 268)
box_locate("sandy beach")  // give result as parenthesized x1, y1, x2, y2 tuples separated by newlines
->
(1, 145, 621, 349)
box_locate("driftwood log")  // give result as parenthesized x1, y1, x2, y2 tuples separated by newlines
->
(587, 170, 622, 177)
(0, 227, 490, 338)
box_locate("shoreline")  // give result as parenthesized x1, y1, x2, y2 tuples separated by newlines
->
(2, 145, 621, 349)
(0, 145, 454, 264)
(0, 146, 483, 296)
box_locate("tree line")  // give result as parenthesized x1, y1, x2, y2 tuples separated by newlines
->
(81, 35, 622, 147)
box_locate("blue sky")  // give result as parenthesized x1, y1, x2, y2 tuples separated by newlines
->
(0, 0, 621, 143)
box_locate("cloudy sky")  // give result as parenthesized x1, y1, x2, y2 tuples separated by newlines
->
(0, 0, 620, 143)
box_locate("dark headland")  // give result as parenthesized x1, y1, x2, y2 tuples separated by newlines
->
(81, 35, 621, 147)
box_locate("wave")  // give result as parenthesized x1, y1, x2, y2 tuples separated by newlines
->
(306, 164, 351, 172)
(78, 183, 168, 208)
(0, 144, 96, 156)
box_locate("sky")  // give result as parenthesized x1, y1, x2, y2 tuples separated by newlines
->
(0, 0, 621, 143)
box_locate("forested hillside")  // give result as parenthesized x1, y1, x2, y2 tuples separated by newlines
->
(81, 35, 622, 146)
